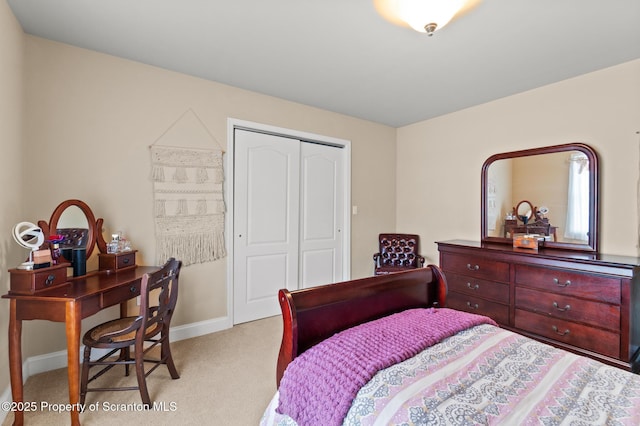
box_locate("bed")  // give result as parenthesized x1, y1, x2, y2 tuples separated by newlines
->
(261, 265, 640, 425)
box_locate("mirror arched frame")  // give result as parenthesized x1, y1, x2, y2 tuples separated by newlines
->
(481, 143, 599, 252)
(37, 199, 105, 259)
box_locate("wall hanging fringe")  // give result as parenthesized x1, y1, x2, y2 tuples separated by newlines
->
(150, 145, 226, 266)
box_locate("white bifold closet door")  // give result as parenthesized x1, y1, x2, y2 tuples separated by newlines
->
(233, 129, 344, 324)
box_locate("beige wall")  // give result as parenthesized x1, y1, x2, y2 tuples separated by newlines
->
(19, 36, 396, 357)
(397, 59, 640, 263)
(0, 0, 25, 401)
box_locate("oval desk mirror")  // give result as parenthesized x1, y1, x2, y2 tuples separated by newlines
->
(38, 199, 99, 259)
(481, 143, 599, 252)
(515, 200, 534, 224)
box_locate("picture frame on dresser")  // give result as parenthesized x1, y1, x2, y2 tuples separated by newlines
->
(437, 143, 640, 372)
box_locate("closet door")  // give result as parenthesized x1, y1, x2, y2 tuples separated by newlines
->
(233, 129, 300, 324)
(233, 130, 346, 324)
(299, 142, 344, 288)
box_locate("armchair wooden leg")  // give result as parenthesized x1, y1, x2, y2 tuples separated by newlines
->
(80, 346, 91, 405)
(162, 334, 180, 379)
(135, 346, 152, 408)
(123, 347, 131, 376)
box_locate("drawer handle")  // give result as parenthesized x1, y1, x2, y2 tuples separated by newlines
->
(466, 282, 479, 290)
(553, 302, 571, 312)
(129, 285, 137, 293)
(466, 301, 479, 310)
(45, 274, 55, 287)
(552, 325, 570, 336)
(553, 278, 572, 288)
(123, 258, 130, 264)
(466, 264, 480, 271)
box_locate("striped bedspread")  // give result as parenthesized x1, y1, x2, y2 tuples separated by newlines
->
(276, 308, 496, 426)
(262, 322, 640, 425)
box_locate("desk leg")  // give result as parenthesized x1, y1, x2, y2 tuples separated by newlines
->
(65, 301, 82, 426)
(8, 299, 24, 426)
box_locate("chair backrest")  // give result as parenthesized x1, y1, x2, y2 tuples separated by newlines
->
(139, 258, 182, 336)
(377, 234, 421, 268)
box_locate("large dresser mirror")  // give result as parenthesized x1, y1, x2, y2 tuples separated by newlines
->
(481, 143, 599, 252)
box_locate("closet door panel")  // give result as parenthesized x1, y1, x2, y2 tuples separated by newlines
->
(299, 142, 344, 289)
(234, 129, 300, 323)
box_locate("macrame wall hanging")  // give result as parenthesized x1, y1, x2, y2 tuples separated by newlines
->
(150, 110, 225, 266)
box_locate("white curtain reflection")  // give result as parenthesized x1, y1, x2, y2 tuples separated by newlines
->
(564, 153, 589, 240)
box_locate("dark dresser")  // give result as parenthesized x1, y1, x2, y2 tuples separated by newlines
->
(437, 239, 640, 371)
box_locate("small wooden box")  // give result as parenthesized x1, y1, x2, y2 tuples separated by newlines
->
(9, 263, 70, 294)
(33, 249, 52, 264)
(513, 234, 542, 250)
(98, 250, 137, 272)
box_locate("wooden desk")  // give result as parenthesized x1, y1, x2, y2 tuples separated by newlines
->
(2, 266, 159, 426)
(504, 219, 558, 242)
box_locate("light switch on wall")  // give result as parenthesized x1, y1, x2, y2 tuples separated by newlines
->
(352, 206, 358, 215)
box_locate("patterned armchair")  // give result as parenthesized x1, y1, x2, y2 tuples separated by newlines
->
(373, 233, 425, 275)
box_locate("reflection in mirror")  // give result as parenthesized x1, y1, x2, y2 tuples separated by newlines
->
(55, 205, 90, 253)
(481, 143, 598, 252)
(564, 152, 590, 241)
(57, 206, 89, 228)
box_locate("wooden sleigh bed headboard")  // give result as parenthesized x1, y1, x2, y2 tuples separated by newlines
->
(276, 265, 448, 386)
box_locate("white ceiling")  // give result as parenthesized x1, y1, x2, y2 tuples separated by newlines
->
(7, 0, 640, 127)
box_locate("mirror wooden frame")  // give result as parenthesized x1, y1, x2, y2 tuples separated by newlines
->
(38, 199, 102, 259)
(481, 143, 599, 252)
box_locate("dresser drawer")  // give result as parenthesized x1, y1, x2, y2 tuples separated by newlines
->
(446, 272, 509, 303)
(515, 309, 619, 359)
(441, 253, 509, 282)
(514, 264, 620, 304)
(9, 264, 69, 294)
(447, 291, 509, 325)
(101, 282, 140, 308)
(99, 251, 137, 272)
(515, 287, 620, 331)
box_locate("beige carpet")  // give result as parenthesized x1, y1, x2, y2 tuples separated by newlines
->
(2, 315, 282, 426)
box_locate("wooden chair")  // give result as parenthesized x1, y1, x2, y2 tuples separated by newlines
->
(80, 258, 182, 407)
(373, 233, 425, 275)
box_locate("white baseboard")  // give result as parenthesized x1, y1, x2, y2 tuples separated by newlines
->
(0, 316, 232, 424)
(170, 315, 232, 342)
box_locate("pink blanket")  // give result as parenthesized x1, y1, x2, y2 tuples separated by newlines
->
(276, 308, 497, 426)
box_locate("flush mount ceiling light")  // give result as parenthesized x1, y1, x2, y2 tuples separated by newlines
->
(374, 0, 481, 36)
